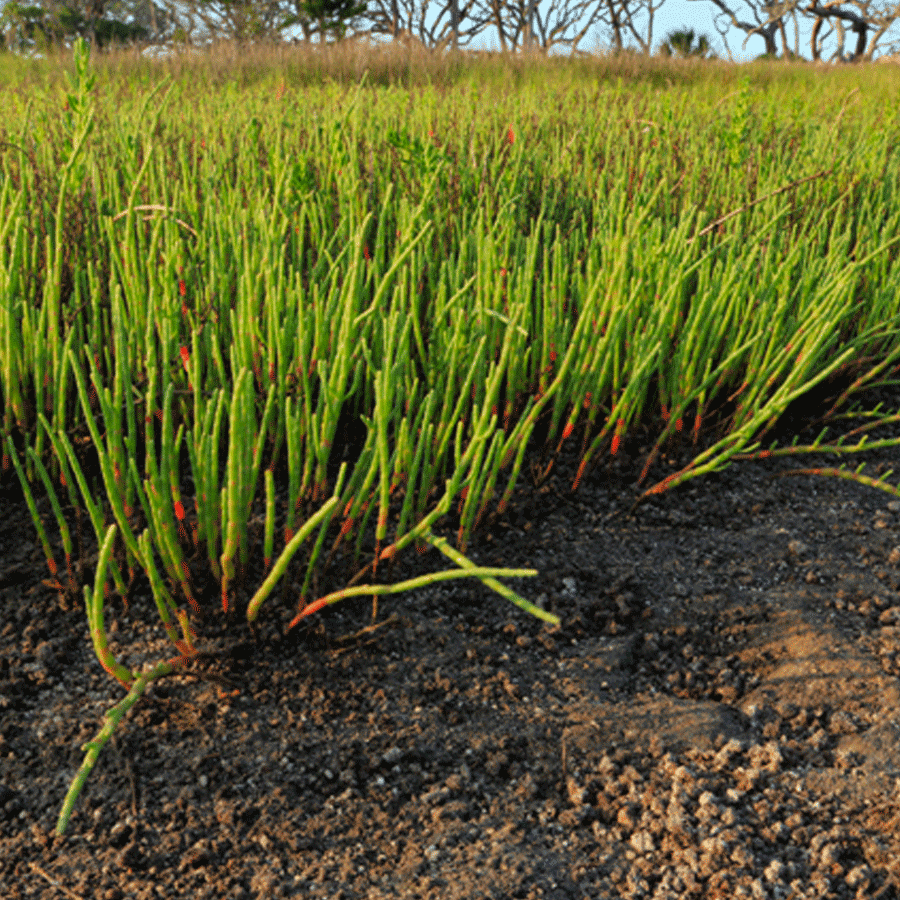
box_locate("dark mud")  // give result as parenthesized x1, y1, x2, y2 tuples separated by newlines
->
(4, 410, 900, 899)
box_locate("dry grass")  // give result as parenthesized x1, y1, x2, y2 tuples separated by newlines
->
(0, 37, 767, 93)
(4, 35, 897, 96)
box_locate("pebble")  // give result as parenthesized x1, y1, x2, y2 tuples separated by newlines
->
(629, 831, 654, 853)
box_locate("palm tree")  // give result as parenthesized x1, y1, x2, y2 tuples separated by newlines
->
(659, 28, 716, 60)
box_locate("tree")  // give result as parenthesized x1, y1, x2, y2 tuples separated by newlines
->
(659, 25, 717, 56)
(472, 0, 611, 53)
(123, 0, 173, 44)
(591, 0, 669, 56)
(1, 1, 57, 48)
(360, 0, 491, 49)
(157, 0, 290, 43)
(689, 0, 786, 58)
(803, 1, 899, 60)
(283, 0, 366, 41)
(689, 0, 900, 61)
(1, 0, 149, 50)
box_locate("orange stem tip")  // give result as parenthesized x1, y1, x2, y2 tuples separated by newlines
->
(646, 471, 680, 496)
(301, 596, 330, 618)
(572, 457, 588, 490)
(638, 452, 656, 485)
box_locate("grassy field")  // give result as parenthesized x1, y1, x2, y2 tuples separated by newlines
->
(3, 40, 900, 830)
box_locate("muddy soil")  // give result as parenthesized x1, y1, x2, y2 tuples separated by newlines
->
(4, 407, 900, 899)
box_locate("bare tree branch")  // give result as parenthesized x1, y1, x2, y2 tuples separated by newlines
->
(159, 0, 288, 42)
(471, 0, 666, 55)
(689, 0, 900, 60)
(689, 0, 785, 56)
(361, 0, 490, 47)
(803, 1, 899, 59)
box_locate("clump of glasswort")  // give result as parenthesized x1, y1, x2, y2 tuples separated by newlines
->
(4, 41, 900, 835)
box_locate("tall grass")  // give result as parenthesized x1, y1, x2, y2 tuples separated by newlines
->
(3, 40, 900, 833)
